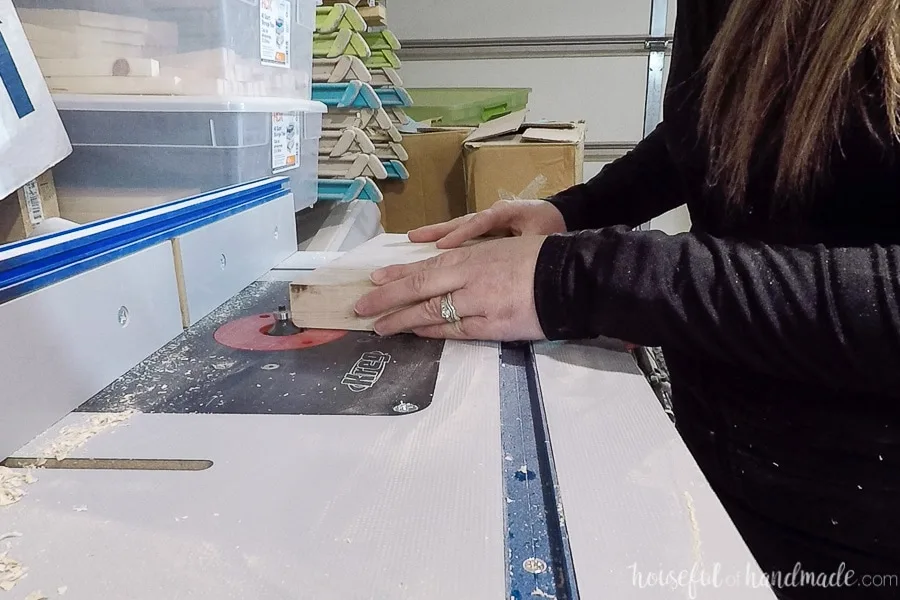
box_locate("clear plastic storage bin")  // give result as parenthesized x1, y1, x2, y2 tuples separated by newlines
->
(51, 95, 325, 215)
(12, 0, 316, 98)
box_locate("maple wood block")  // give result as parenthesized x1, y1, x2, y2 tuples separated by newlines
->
(289, 234, 492, 332)
(290, 269, 381, 331)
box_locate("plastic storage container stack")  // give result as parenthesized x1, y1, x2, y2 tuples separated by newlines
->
(13, 0, 326, 218)
(311, 0, 409, 203)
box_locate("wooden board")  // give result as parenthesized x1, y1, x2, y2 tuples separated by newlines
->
(57, 187, 201, 224)
(16, 8, 150, 34)
(290, 233, 466, 330)
(358, 5, 388, 27)
(38, 57, 160, 77)
(28, 38, 145, 59)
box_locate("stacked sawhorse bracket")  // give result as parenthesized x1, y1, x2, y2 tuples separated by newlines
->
(313, 1, 411, 204)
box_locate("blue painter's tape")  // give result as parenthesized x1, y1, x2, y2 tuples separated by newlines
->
(0, 177, 287, 274)
(0, 30, 34, 118)
(0, 177, 289, 303)
(0, 187, 287, 305)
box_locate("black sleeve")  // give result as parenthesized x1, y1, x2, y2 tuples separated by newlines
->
(534, 227, 900, 393)
(545, 123, 686, 231)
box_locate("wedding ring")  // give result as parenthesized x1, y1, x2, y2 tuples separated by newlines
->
(440, 292, 461, 323)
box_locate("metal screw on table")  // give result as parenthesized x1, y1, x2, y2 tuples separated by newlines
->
(522, 557, 547, 574)
(117, 306, 130, 328)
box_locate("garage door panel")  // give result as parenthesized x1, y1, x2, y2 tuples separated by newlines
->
(390, 0, 653, 40)
(402, 56, 648, 143)
(666, 0, 677, 34)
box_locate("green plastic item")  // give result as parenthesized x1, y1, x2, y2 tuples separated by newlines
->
(403, 88, 531, 126)
(363, 49, 401, 69)
(313, 30, 372, 59)
(361, 30, 400, 51)
(316, 4, 367, 33)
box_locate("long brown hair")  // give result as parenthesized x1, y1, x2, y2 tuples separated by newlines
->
(699, 0, 900, 207)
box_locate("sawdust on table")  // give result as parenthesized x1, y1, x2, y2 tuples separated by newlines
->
(24, 591, 47, 600)
(0, 467, 37, 507)
(38, 410, 136, 462)
(0, 550, 27, 591)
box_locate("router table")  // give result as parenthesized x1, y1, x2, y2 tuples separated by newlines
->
(0, 178, 777, 599)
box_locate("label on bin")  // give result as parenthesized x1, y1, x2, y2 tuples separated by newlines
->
(21, 179, 43, 225)
(272, 112, 300, 174)
(260, 0, 292, 68)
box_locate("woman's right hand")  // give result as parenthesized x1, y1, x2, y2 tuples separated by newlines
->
(408, 199, 568, 249)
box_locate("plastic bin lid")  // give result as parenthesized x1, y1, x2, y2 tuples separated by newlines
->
(52, 94, 327, 114)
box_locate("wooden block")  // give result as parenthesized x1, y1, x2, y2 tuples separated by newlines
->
(28, 38, 145, 59)
(358, 5, 387, 28)
(45, 75, 183, 94)
(291, 269, 381, 330)
(30, 24, 147, 46)
(16, 8, 149, 34)
(155, 48, 239, 80)
(37, 57, 160, 77)
(57, 187, 201, 223)
(289, 234, 481, 331)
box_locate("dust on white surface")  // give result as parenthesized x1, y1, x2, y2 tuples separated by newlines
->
(39, 410, 136, 461)
(683, 491, 703, 567)
(57, 586, 68, 595)
(24, 590, 47, 600)
(72, 506, 88, 513)
(0, 550, 27, 591)
(0, 467, 37, 507)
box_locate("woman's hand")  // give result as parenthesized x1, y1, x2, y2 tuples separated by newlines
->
(408, 200, 566, 249)
(354, 236, 548, 341)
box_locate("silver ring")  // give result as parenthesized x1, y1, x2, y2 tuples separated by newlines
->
(440, 292, 460, 323)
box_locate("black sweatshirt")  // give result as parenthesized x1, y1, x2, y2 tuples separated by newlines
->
(533, 0, 900, 593)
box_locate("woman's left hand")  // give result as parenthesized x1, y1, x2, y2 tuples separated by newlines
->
(354, 236, 549, 341)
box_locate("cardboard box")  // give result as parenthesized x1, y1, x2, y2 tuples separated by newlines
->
(380, 127, 473, 233)
(462, 111, 585, 214)
(0, 170, 60, 244)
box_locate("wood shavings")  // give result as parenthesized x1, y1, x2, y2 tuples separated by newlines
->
(24, 591, 47, 600)
(40, 411, 136, 461)
(683, 491, 703, 567)
(0, 551, 27, 591)
(0, 467, 36, 507)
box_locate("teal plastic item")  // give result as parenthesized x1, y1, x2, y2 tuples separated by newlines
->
(382, 160, 409, 180)
(312, 81, 381, 109)
(317, 178, 383, 202)
(403, 88, 531, 126)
